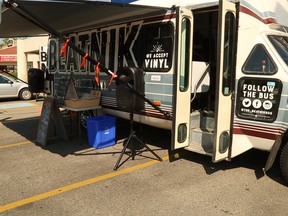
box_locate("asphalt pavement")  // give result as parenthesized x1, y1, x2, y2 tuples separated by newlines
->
(0, 99, 288, 216)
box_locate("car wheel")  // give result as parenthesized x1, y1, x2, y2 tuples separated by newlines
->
(19, 88, 32, 100)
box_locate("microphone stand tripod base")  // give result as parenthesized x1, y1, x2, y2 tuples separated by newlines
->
(114, 112, 162, 170)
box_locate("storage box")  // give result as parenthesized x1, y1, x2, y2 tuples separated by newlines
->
(64, 98, 100, 108)
(86, 115, 116, 149)
(64, 90, 101, 108)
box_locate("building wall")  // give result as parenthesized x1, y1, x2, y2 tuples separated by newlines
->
(17, 36, 48, 82)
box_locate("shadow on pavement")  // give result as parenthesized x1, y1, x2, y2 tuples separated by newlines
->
(1, 116, 168, 159)
(179, 148, 287, 186)
(2, 112, 286, 186)
(72, 119, 169, 159)
(1, 117, 40, 141)
(1, 115, 91, 157)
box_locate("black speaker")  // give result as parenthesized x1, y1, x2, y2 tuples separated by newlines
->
(116, 67, 145, 112)
(28, 68, 44, 93)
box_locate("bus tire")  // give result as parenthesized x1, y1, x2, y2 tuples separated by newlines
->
(280, 142, 288, 183)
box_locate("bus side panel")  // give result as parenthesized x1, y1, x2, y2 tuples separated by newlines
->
(232, 1, 288, 157)
(48, 13, 177, 129)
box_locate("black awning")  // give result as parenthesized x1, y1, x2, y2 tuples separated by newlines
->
(0, 0, 168, 37)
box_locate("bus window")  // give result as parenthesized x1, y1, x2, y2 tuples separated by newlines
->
(179, 17, 191, 92)
(222, 11, 236, 96)
(242, 44, 277, 74)
(268, 35, 288, 66)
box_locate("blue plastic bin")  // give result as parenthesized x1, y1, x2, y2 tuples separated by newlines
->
(86, 115, 116, 149)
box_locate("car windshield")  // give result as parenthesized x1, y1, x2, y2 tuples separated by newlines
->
(268, 35, 288, 66)
(1, 73, 18, 82)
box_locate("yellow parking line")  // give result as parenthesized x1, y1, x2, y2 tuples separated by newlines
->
(0, 141, 32, 149)
(0, 156, 168, 213)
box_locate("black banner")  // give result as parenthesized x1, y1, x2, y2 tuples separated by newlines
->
(143, 39, 173, 72)
(236, 78, 282, 122)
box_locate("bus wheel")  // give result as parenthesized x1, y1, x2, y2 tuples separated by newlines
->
(280, 143, 288, 183)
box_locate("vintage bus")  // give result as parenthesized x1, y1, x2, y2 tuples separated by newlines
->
(2, 0, 288, 182)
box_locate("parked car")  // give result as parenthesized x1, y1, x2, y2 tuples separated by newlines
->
(0, 73, 33, 100)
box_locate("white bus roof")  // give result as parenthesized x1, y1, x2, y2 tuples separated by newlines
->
(0, 0, 287, 37)
(130, 0, 219, 8)
(241, 0, 288, 28)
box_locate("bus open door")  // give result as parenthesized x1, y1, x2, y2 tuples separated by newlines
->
(171, 7, 193, 150)
(213, 0, 237, 162)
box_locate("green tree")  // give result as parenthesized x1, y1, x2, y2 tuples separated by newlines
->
(0, 38, 16, 48)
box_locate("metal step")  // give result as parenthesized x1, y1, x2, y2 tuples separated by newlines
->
(190, 111, 214, 131)
(187, 128, 214, 155)
(190, 111, 201, 128)
(185, 143, 213, 156)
